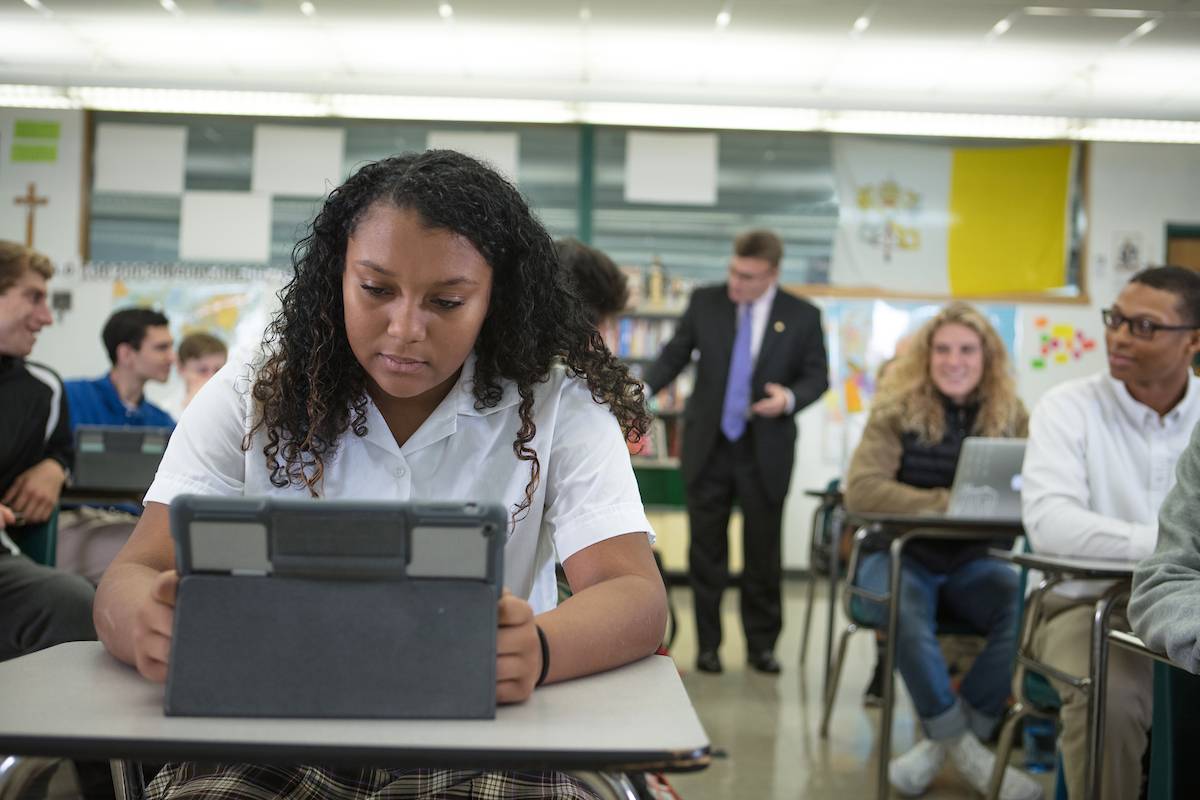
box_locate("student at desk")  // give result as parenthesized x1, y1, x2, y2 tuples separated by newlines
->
(0, 240, 94, 660)
(845, 302, 1038, 800)
(94, 150, 668, 800)
(1024, 266, 1200, 800)
(58, 308, 178, 583)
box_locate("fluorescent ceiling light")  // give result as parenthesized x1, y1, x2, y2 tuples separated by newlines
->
(582, 102, 821, 131)
(1084, 8, 1150, 18)
(989, 17, 1013, 38)
(22, 0, 51, 15)
(823, 110, 1071, 140)
(1024, 6, 1150, 18)
(1076, 118, 1200, 144)
(715, 10, 732, 28)
(160, 0, 182, 16)
(438, 2, 453, 20)
(0, 84, 77, 109)
(331, 94, 574, 124)
(579, 5, 591, 22)
(2, 83, 1199, 144)
(1118, 18, 1160, 46)
(852, 15, 871, 34)
(73, 87, 328, 116)
(300, 1, 316, 17)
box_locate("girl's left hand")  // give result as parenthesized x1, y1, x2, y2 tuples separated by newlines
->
(495, 590, 542, 704)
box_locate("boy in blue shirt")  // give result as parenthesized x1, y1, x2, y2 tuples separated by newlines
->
(58, 308, 176, 582)
(65, 308, 176, 431)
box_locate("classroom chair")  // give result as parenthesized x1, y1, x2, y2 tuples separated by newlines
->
(8, 507, 60, 567)
(798, 478, 844, 691)
(987, 559, 1132, 800)
(818, 524, 983, 740)
(985, 551, 1065, 800)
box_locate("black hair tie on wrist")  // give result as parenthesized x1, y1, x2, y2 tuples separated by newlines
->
(535, 624, 550, 687)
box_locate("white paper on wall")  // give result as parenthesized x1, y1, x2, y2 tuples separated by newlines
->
(179, 192, 271, 263)
(251, 125, 345, 197)
(94, 123, 187, 195)
(624, 131, 718, 206)
(426, 131, 519, 182)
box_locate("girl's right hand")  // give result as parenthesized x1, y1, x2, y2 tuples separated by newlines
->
(133, 570, 179, 683)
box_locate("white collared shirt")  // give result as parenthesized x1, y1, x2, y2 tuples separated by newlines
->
(145, 355, 654, 614)
(1022, 370, 1200, 597)
(745, 282, 777, 363)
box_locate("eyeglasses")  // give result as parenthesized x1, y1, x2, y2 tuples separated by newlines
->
(1101, 308, 1200, 340)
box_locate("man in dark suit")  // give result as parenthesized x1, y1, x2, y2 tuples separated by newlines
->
(645, 230, 828, 674)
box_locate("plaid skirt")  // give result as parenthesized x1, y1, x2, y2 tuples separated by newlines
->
(144, 763, 602, 800)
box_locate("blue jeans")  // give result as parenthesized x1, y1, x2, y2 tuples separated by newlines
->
(854, 551, 1019, 742)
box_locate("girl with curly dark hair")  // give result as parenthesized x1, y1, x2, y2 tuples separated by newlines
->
(95, 150, 667, 800)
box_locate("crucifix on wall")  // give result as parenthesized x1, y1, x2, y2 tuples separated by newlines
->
(14, 182, 48, 248)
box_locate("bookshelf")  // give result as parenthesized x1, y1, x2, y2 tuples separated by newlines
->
(599, 306, 692, 510)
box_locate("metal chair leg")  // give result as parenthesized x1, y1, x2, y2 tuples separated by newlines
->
(566, 771, 639, 800)
(986, 702, 1033, 800)
(799, 571, 818, 667)
(109, 759, 146, 800)
(819, 623, 859, 738)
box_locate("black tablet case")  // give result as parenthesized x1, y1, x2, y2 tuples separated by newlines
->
(165, 496, 505, 719)
(73, 425, 171, 492)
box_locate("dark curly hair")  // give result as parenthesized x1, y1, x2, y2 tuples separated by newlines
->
(247, 150, 650, 521)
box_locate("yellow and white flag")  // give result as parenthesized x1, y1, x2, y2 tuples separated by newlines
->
(830, 136, 1073, 296)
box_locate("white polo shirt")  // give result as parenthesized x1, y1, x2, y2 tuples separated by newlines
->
(144, 355, 654, 613)
(1022, 370, 1200, 597)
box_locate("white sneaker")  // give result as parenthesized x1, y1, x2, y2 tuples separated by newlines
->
(948, 731, 1043, 800)
(888, 738, 948, 797)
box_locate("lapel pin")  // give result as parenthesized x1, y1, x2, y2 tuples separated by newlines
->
(773, 321, 785, 333)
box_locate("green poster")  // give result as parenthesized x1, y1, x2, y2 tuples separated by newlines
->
(10, 118, 62, 164)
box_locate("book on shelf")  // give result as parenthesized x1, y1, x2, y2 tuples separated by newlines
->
(601, 316, 678, 360)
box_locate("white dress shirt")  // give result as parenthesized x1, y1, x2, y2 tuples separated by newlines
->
(1022, 370, 1200, 597)
(145, 354, 654, 614)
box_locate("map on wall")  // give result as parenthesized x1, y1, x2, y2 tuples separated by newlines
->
(112, 280, 277, 363)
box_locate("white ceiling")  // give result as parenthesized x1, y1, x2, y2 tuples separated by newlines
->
(1, 0, 1198, 121)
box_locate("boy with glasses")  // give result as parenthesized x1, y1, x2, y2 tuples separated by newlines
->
(1021, 265, 1200, 800)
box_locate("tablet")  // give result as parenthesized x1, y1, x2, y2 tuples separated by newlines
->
(165, 495, 506, 719)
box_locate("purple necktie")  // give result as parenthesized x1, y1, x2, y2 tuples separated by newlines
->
(721, 304, 753, 441)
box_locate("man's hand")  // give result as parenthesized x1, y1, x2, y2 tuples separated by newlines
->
(133, 570, 179, 683)
(496, 590, 543, 704)
(1, 459, 66, 524)
(750, 382, 791, 418)
(0, 502, 14, 529)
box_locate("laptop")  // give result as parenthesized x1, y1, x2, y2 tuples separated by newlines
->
(945, 437, 1027, 521)
(165, 495, 506, 719)
(72, 425, 171, 492)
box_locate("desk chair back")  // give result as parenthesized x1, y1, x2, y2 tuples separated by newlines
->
(985, 543, 1066, 800)
(799, 479, 845, 670)
(8, 507, 60, 566)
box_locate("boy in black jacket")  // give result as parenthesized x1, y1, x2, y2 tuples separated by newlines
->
(0, 240, 94, 661)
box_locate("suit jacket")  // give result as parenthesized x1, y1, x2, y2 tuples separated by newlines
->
(644, 284, 829, 503)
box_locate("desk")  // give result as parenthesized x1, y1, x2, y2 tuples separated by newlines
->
(1108, 630, 1200, 800)
(0, 643, 710, 799)
(988, 550, 1137, 800)
(841, 512, 1023, 800)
